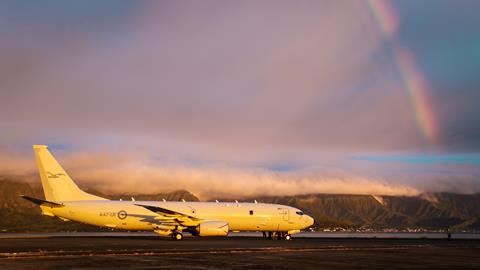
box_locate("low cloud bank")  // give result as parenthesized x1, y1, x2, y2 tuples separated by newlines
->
(2, 150, 479, 198)
(74, 165, 421, 199)
(0, 151, 420, 199)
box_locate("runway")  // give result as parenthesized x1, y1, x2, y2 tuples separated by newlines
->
(1, 234, 480, 269)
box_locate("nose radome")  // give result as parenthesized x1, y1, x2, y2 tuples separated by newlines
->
(306, 215, 314, 227)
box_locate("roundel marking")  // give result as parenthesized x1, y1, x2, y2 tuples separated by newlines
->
(117, 210, 128, 220)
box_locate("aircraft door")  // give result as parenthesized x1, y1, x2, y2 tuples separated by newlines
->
(282, 208, 289, 221)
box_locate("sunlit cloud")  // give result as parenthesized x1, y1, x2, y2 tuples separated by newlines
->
(0, 150, 420, 199)
(3, 149, 480, 199)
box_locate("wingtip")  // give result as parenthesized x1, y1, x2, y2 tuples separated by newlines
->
(33, 145, 48, 149)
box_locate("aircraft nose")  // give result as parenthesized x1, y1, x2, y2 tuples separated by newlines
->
(305, 215, 314, 227)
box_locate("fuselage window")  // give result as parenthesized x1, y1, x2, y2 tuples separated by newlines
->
(296, 211, 304, 216)
(249, 210, 253, 215)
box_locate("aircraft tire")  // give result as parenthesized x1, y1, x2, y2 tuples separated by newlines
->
(173, 232, 183, 240)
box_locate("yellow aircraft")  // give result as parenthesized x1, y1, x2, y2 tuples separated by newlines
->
(22, 145, 314, 240)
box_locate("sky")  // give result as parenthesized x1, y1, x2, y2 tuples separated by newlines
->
(0, 0, 479, 199)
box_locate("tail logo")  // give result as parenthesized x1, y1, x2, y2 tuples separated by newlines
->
(46, 171, 65, 179)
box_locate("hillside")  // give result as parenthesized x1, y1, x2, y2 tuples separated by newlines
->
(249, 193, 480, 230)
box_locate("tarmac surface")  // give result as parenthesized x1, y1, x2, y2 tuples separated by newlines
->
(1, 234, 480, 269)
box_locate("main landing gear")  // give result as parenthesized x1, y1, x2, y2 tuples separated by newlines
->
(262, 232, 292, 240)
(172, 232, 183, 240)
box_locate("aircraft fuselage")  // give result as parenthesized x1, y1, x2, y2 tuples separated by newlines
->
(43, 200, 313, 232)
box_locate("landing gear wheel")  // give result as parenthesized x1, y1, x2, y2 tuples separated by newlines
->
(285, 234, 292, 240)
(172, 232, 183, 240)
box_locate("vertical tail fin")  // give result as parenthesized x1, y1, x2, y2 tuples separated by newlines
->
(33, 145, 106, 201)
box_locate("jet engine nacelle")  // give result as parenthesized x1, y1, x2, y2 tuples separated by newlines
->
(197, 221, 229, 236)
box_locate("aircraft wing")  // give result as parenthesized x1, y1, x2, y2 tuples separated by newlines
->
(135, 204, 200, 225)
(20, 195, 64, 208)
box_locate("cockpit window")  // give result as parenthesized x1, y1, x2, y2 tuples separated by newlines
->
(296, 211, 304, 216)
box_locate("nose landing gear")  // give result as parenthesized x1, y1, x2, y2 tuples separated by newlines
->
(263, 232, 292, 240)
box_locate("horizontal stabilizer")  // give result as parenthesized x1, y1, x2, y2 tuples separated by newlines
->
(20, 195, 64, 208)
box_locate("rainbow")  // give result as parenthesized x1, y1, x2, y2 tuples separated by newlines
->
(365, 0, 398, 38)
(365, 0, 438, 144)
(394, 46, 438, 145)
